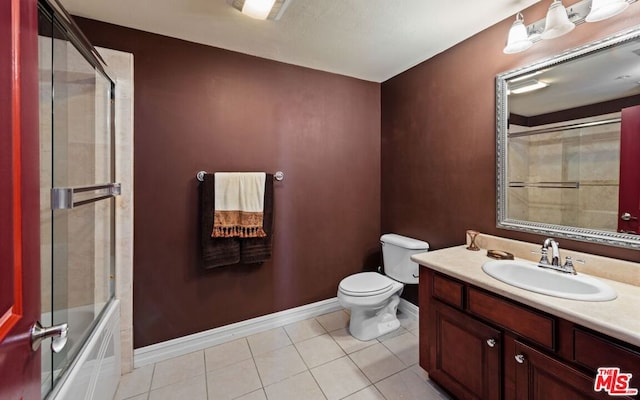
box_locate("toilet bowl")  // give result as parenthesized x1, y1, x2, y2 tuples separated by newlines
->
(337, 234, 429, 341)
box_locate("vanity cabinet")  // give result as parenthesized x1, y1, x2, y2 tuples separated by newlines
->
(430, 300, 501, 400)
(506, 336, 611, 400)
(419, 267, 640, 400)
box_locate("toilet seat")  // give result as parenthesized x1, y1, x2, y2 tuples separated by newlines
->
(339, 272, 396, 297)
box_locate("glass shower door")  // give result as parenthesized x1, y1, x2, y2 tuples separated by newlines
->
(38, 2, 117, 397)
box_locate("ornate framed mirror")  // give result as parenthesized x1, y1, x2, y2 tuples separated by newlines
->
(496, 26, 640, 249)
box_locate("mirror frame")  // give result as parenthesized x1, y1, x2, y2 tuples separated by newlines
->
(496, 26, 640, 250)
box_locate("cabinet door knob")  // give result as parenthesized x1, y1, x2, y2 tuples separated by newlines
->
(515, 354, 525, 364)
(486, 338, 496, 347)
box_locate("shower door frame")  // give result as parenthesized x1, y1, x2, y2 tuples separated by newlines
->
(0, 0, 42, 398)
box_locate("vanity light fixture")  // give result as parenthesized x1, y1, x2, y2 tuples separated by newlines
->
(586, 0, 629, 21)
(508, 79, 549, 94)
(503, 0, 637, 54)
(504, 13, 534, 54)
(541, 0, 575, 39)
(228, 0, 291, 20)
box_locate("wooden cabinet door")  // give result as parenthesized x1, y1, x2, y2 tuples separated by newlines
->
(512, 339, 616, 400)
(429, 300, 501, 400)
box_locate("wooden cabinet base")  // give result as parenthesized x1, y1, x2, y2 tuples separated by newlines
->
(419, 267, 640, 400)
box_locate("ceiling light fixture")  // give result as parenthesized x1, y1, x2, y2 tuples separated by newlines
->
(228, 0, 291, 20)
(503, 0, 637, 54)
(586, 0, 630, 21)
(508, 79, 550, 94)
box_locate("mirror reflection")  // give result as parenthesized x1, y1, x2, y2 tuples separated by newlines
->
(496, 28, 640, 248)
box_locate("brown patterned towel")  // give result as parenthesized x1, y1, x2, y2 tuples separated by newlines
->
(200, 173, 240, 268)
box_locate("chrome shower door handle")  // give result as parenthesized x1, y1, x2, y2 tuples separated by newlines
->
(31, 321, 68, 353)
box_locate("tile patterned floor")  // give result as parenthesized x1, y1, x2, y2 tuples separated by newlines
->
(113, 309, 451, 400)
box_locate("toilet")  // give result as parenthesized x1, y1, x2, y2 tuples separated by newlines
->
(337, 233, 429, 341)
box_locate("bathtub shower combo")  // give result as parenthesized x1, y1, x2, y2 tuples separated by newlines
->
(38, 1, 120, 399)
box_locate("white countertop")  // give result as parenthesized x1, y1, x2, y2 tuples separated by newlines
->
(412, 244, 640, 348)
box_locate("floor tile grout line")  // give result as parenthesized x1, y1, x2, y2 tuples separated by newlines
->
(378, 332, 418, 368)
(346, 350, 396, 386)
(245, 337, 268, 393)
(146, 363, 156, 398)
(287, 334, 330, 400)
(146, 350, 208, 393)
(202, 349, 210, 400)
(282, 317, 329, 345)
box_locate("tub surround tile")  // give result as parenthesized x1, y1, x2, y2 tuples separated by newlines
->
(119, 327, 134, 376)
(98, 46, 134, 375)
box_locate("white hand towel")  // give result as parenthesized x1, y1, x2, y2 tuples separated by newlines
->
(213, 172, 267, 238)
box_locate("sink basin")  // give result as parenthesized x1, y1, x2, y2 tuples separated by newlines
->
(481, 260, 617, 301)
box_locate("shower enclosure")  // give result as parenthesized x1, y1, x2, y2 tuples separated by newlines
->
(38, 1, 120, 398)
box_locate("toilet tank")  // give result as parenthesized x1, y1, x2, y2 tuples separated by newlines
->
(381, 234, 429, 284)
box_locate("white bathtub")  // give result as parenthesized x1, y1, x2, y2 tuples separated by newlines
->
(44, 300, 121, 400)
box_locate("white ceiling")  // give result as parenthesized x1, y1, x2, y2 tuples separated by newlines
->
(509, 36, 640, 116)
(61, 0, 540, 83)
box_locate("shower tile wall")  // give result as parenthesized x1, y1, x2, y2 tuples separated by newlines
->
(508, 113, 620, 231)
(97, 46, 134, 374)
(39, 36, 113, 314)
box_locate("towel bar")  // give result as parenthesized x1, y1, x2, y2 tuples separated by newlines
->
(196, 171, 284, 182)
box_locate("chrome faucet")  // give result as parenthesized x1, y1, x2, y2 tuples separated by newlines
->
(542, 238, 560, 266)
(538, 238, 577, 274)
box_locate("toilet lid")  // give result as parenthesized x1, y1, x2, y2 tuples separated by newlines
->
(339, 272, 395, 297)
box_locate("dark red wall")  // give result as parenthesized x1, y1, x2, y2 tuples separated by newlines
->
(76, 2, 640, 344)
(381, 1, 640, 276)
(75, 18, 381, 348)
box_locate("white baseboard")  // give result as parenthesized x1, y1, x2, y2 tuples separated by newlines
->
(134, 296, 420, 368)
(398, 298, 419, 321)
(134, 298, 343, 368)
